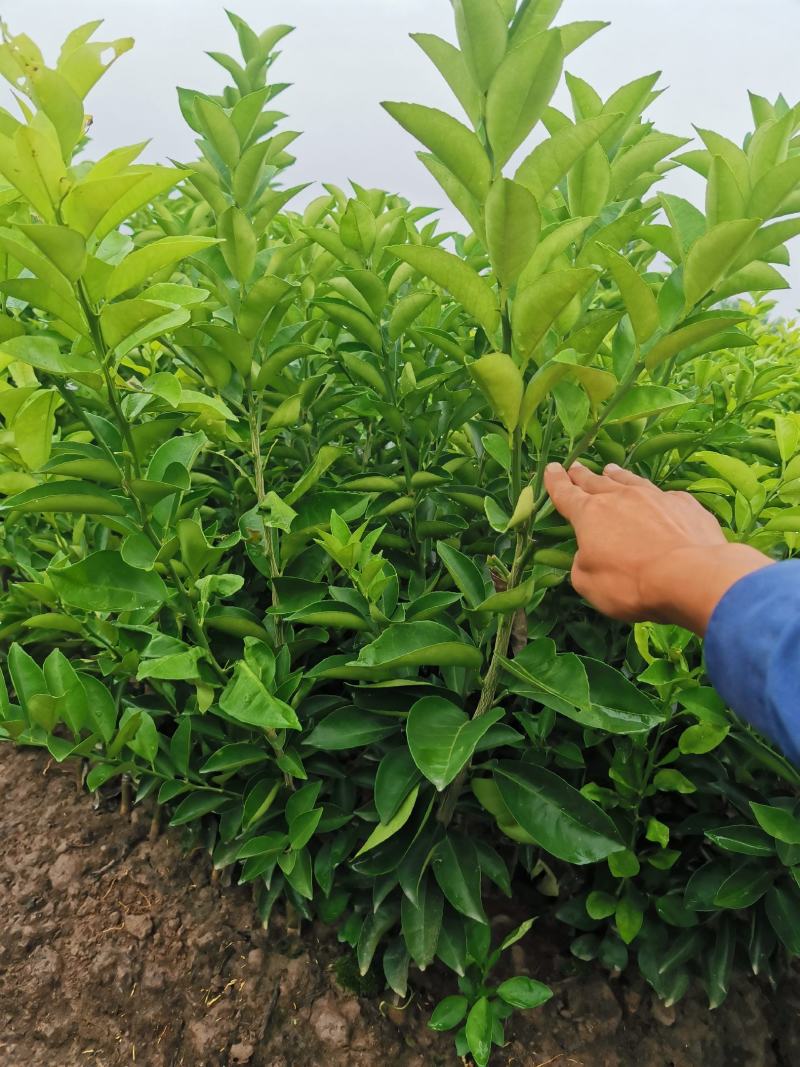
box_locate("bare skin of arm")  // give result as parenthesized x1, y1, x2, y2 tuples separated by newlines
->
(543, 461, 773, 636)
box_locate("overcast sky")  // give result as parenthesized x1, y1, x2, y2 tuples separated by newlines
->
(3, 0, 800, 312)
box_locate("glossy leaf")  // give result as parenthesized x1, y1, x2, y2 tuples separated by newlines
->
(407, 697, 504, 791)
(495, 761, 625, 863)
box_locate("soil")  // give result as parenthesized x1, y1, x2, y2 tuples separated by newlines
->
(1, 745, 798, 1067)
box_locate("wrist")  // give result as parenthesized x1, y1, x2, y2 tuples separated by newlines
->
(643, 543, 773, 635)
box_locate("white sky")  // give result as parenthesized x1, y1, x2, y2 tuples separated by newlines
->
(3, 1, 800, 312)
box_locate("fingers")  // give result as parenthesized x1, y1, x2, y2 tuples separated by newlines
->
(567, 461, 618, 494)
(544, 463, 586, 522)
(603, 463, 655, 489)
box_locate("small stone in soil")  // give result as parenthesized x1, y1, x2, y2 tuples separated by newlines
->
(123, 913, 153, 939)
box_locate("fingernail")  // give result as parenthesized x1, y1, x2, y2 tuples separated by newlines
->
(546, 462, 560, 472)
(605, 463, 621, 472)
(569, 460, 584, 470)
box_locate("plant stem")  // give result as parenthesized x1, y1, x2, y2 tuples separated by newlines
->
(438, 364, 646, 826)
(74, 283, 228, 684)
(437, 531, 527, 825)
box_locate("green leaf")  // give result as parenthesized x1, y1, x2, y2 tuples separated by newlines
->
(603, 385, 689, 424)
(679, 722, 729, 755)
(516, 114, 618, 202)
(0, 480, 125, 517)
(356, 785, 419, 856)
(693, 450, 761, 499)
(644, 312, 747, 370)
(351, 622, 483, 671)
(470, 352, 524, 432)
(751, 802, 800, 845)
(486, 29, 563, 167)
(494, 760, 625, 863)
(100, 298, 190, 357)
(615, 892, 644, 944)
(587, 891, 618, 919)
(465, 996, 493, 1067)
(357, 900, 399, 975)
(407, 697, 504, 791)
(375, 747, 422, 823)
(683, 220, 760, 308)
(13, 389, 58, 471)
(714, 864, 774, 909)
(194, 95, 240, 166)
(49, 550, 167, 613)
(595, 245, 659, 343)
(304, 706, 397, 750)
(16, 222, 86, 280)
(748, 154, 800, 218)
(402, 875, 444, 970)
(219, 658, 301, 733)
(433, 834, 486, 924)
(453, 0, 507, 91)
(705, 825, 774, 857)
(513, 268, 597, 360)
(436, 540, 487, 609)
(106, 236, 217, 299)
(382, 103, 490, 203)
(429, 995, 468, 1032)
(582, 658, 665, 733)
(502, 639, 590, 718)
(388, 243, 499, 337)
(765, 885, 800, 954)
(607, 848, 639, 878)
(137, 647, 203, 682)
(474, 576, 536, 614)
(496, 976, 553, 1009)
(411, 34, 481, 127)
(653, 769, 696, 794)
(63, 168, 183, 242)
(197, 742, 266, 775)
(568, 140, 610, 216)
(169, 790, 228, 827)
(383, 937, 410, 998)
(217, 206, 257, 285)
(485, 178, 541, 289)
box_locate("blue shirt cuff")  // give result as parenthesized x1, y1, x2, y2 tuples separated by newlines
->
(705, 561, 800, 766)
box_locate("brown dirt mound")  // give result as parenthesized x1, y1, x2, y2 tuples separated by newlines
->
(0, 745, 798, 1067)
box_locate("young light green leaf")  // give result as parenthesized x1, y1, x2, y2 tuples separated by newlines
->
(388, 243, 499, 337)
(513, 268, 597, 359)
(683, 220, 760, 308)
(355, 785, 420, 856)
(453, 0, 508, 91)
(411, 34, 481, 127)
(485, 178, 541, 287)
(470, 352, 524, 432)
(382, 103, 491, 202)
(486, 29, 563, 167)
(515, 114, 618, 202)
(106, 236, 217, 300)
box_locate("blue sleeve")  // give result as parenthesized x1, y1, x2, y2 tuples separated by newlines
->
(704, 561, 800, 767)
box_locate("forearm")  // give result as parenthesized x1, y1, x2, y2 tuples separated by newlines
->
(645, 543, 774, 636)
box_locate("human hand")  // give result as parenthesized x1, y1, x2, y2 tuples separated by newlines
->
(543, 461, 772, 635)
